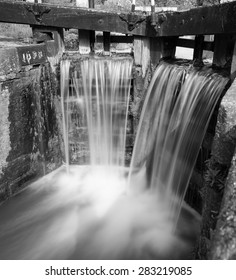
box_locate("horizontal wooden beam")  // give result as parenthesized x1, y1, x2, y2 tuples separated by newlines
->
(1, 1, 236, 37)
(158, 2, 236, 37)
(0, 1, 153, 36)
(96, 35, 133, 44)
(176, 38, 214, 51)
(96, 35, 213, 51)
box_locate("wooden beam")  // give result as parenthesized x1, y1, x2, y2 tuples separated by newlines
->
(177, 38, 214, 51)
(0, 1, 152, 36)
(193, 35, 204, 64)
(96, 35, 133, 44)
(158, 2, 236, 37)
(97, 35, 214, 50)
(213, 34, 234, 69)
(133, 36, 150, 77)
(231, 38, 236, 80)
(77, 0, 91, 54)
(103, 31, 111, 53)
(1, 1, 236, 37)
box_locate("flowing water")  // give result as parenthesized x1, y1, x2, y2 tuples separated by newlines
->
(129, 62, 229, 229)
(0, 59, 229, 260)
(73, 58, 132, 167)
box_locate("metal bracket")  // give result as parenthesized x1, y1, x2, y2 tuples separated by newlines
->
(119, 13, 146, 31)
(25, 4, 51, 23)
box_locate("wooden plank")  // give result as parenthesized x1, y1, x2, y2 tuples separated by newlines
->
(133, 36, 177, 76)
(1, 1, 236, 37)
(231, 39, 236, 80)
(193, 35, 204, 64)
(96, 35, 133, 44)
(177, 38, 214, 51)
(149, 37, 177, 68)
(0, 1, 151, 36)
(159, 2, 236, 37)
(89, 0, 95, 52)
(103, 31, 111, 53)
(133, 36, 150, 77)
(97, 35, 214, 50)
(77, 0, 91, 54)
(213, 34, 234, 69)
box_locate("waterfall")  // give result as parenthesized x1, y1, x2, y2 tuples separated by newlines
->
(129, 61, 229, 230)
(74, 58, 133, 167)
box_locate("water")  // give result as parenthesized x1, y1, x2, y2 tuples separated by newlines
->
(0, 59, 229, 259)
(0, 165, 199, 259)
(75, 58, 132, 167)
(61, 58, 132, 168)
(129, 62, 229, 229)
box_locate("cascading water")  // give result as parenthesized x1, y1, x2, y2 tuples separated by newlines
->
(72, 58, 132, 167)
(0, 58, 229, 260)
(129, 62, 229, 231)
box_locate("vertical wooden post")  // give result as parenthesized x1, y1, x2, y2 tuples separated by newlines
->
(230, 38, 236, 80)
(103, 31, 111, 54)
(193, 35, 204, 65)
(133, 36, 178, 77)
(77, 0, 94, 54)
(89, 0, 95, 52)
(150, 37, 177, 68)
(161, 37, 177, 59)
(133, 36, 150, 78)
(132, 35, 177, 145)
(213, 34, 234, 69)
(131, 0, 136, 12)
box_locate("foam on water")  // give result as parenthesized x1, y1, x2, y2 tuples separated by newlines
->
(0, 165, 199, 259)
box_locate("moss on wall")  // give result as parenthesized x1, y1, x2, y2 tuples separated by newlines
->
(0, 61, 63, 203)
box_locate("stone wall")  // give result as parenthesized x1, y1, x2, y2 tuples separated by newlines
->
(0, 44, 63, 203)
(197, 76, 236, 259)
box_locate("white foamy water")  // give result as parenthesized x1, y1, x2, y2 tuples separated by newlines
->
(0, 165, 199, 259)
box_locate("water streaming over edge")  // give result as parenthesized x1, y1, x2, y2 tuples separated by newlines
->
(129, 61, 229, 230)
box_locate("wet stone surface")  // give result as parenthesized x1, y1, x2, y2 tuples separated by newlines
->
(210, 152, 236, 259)
(198, 76, 236, 259)
(0, 58, 63, 203)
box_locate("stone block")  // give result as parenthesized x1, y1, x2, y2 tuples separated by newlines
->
(0, 48, 21, 80)
(0, 62, 63, 203)
(197, 77, 236, 259)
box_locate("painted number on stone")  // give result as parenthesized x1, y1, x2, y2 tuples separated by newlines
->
(17, 46, 46, 66)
